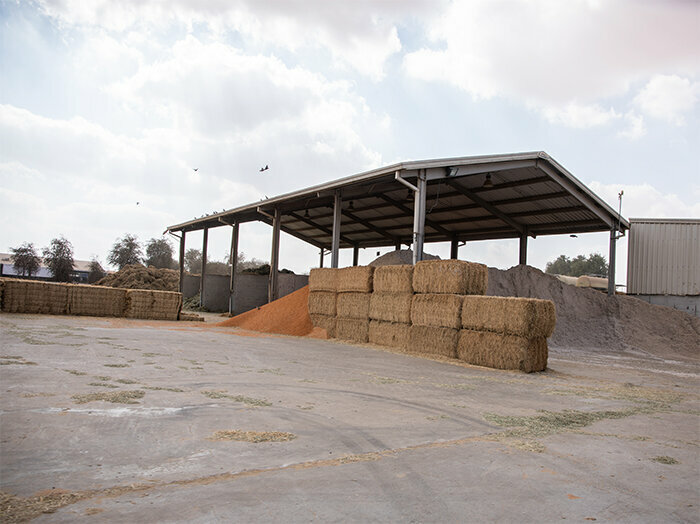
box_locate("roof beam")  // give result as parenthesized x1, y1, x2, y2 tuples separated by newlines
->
(378, 194, 452, 237)
(341, 209, 397, 242)
(287, 211, 355, 245)
(445, 179, 527, 235)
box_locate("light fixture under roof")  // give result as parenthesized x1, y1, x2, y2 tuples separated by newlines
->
(349, 200, 354, 210)
(483, 173, 494, 188)
(304, 209, 309, 218)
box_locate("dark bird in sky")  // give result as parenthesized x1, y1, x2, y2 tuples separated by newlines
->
(193, 168, 199, 172)
(260, 165, 269, 172)
(136, 202, 140, 205)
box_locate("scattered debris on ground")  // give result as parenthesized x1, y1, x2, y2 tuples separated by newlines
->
(96, 265, 179, 292)
(208, 430, 297, 443)
(71, 390, 145, 404)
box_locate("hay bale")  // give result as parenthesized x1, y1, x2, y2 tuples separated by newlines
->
(1, 279, 68, 315)
(0, 279, 4, 310)
(406, 325, 458, 357)
(337, 266, 374, 293)
(457, 329, 548, 372)
(413, 260, 487, 295)
(309, 268, 339, 292)
(336, 292, 371, 320)
(373, 265, 413, 293)
(461, 296, 556, 338)
(369, 292, 412, 323)
(150, 290, 182, 320)
(335, 318, 369, 343)
(125, 289, 154, 319)
(68, 284, 127, 317)
(368, 320, 410, 349)
(308, 291, 337, 316)
(410, 293, 463, 329)
(310, 314, 336, 338)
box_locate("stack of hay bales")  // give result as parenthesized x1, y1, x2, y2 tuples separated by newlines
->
(67, 284, 127, 317)
(459, 296, 555, 372)
(0, 279, 68, 315)
(335, 266, 374, 343)
(308, 268, 338, 337)
(408, 260, 488, 358)
(125, 289, 182, 320)
(368, 265, 413, 348)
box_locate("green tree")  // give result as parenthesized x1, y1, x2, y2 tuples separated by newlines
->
(42, 236, 75, 282)
(145, 238, 174, 268)
(185, 248, 201, 273)
(545, 253, 608, 277)
(87, 259, 106, 284)
(108, 234, 143, 269)
(10, 242, 41, 277)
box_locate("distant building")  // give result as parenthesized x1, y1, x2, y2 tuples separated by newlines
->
(0, 253, 91, 283)
(626, 218, 699, 317)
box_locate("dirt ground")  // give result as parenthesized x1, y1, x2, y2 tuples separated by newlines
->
(1, 313, 698, 522)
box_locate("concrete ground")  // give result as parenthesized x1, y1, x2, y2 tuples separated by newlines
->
(1, 313, 698, 523)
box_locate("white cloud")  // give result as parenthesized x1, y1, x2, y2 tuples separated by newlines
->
(588, 181, 700, 220)
(542, 103, 620, 129)
(403, 0, 700, 126)
(634, 75, 699, 126)
(38, 0, 431, 80)
(617, 111, 646, 140)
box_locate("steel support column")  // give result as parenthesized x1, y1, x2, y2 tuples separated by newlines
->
(319, 249, 324, 268)
(200, 228, 208, 307)
(269, 208, 281, 303)
(395, 242, 401, 251)
(450, 238, 459, 260)
(608, 227, 617, 296)
(412, 170, 427, 264)
(519, 234, 528, 265)
(178, 232, 186, 294)
(352, 245, 359, 266)
(228, 222, 239, 315)
(331, 191, 342, 268)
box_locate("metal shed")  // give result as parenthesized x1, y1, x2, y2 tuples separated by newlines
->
(626, 218, 700, 316)
(166, 151, 629, 311)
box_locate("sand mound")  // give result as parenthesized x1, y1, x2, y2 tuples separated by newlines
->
(487, 265, 700, 360)
(217, 285, 325, 337)
(369, 249, 440, 267)
(96, 265, 179, 292)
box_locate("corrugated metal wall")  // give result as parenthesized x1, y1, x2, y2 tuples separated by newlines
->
(627, 219, 700, 295)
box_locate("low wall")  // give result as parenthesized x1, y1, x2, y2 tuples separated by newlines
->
(630, 294, 699, 318)
(182, 273, 309, 314)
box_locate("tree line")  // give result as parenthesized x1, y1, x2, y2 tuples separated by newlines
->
(8, 233, 271, 283)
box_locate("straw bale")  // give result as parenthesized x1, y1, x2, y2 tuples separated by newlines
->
(406, 325, 458, 357)
(372, 265, 414, 293)
(413, 259, 488, 295)
(457, 329, 548, 373)
(337, 266, 374, 293)
(369, 292, 412, 323)
(308, 291, 337, 316)
(68, 284, 127, 317)
(335, 318, 369, 343)
(125, 289, 154, 319)
(336, 292, 371, 319)
(461, 296, 556, 338)
(150, 290, 182, 320)
(310, 314, 336, 338)
(0, 279, 4, 310)
(1, 279, 68, 314)
(309, 268, 339, 292)
(410, 293, 463, 329)
(368, 320, 410, 349)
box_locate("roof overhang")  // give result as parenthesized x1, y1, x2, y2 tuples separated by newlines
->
(166, 151, 629, 250)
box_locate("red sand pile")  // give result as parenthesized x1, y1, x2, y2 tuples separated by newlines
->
(217, 285, 326, 338)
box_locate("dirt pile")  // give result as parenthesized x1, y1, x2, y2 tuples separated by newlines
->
(217, 285, 325, 337)
(96, 265, 179, 292)
(487, 265, 700, 359)
(369, 249, 439, 266)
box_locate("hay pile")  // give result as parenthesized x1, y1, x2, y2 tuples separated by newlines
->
(96, 265, 179, 292)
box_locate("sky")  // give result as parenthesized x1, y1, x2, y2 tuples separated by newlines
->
(1, 0, 698, 286)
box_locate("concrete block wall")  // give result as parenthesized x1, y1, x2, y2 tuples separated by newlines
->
(183, 273, 309, 314)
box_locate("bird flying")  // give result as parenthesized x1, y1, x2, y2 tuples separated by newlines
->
(260, 165, 269, 172)
(193, 168, 199, 172)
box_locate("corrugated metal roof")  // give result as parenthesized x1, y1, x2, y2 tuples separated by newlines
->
(627, 219, 700, 296)
(166, 151, 629, 249)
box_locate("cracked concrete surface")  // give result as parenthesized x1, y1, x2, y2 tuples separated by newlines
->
(1, 313, 698, 522)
